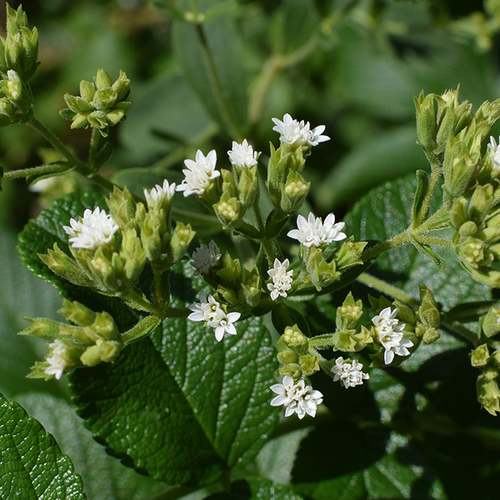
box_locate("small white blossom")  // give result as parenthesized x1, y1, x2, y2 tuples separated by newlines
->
(176, 150, 220, 197)
(372, 307, 413, 365)
(227, 139, 259, 168)
(44, 340, 69, 380)
(488, 136, 500, 169)
(63, 207, 119, 250)
(331, 357, 369, 389)
(267, 258, 293, 300)
(144, 179, 176, 210)
(208, 307, 241, 342)
(272, 113, 330, 148)
(287, 212, 346, 248)
(190, 241, 221, 275)
(187, 290, 241, 342)
(270, 375, 323, 419)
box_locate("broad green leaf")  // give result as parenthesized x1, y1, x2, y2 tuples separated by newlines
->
(275, 0, 321, 55)
(70, 265, 279, 485)
(344, 174, 491, 310)
(205, 477, 305, 499)
(18, 191, 138, 331)
(315, 127, 428, 211)
(17, 393, 168, 500)
(0, 391, 85, 500)
(119, 75, 214, 162)
(0, 225, 63, 398)
(291, 425, 446, 500)
(172, 1, 248, 136)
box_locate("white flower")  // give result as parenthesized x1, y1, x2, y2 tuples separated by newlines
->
(372, 307, 413, 365)
(63, 207, 119, 250)
(190, 241, 221, 275)
(207, 307, 241, 342)
(272, 113, 330, 148)
(144, 179, 176, 210)
(176, 150, 220, 197)
(270, 375, 323, 419)
(488, 136, 500, 169)
(287, 212, 346, 248)
(331, 357, 369, 389)
(267, 258, 293, 300)
(44, 340, 69, 380)
(187, 290, 241, 342)
(227, 139, 259, 168)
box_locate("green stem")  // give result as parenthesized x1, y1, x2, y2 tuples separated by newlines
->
(445, 321, 478, 346)
(27, 115, 114, 192)
(361, 229, 411, 262)
(414, 162, 442, 227)
(309, 333, 336, 349)
(413, 235, 453, 249)
(123, 288, 163, 316)
(2, 162, 70, 181)
(88, 128, 101, 174)
(356, 272, 420, 306)
(122, 315, 161, 345)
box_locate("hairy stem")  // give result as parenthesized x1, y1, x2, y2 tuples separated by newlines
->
(2, 163, 70, 181)
(356, 273, 420, 306)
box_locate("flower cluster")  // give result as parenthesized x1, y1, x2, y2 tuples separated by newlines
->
(331, 357, 369, 389)
(177, 150, 220, 197)
(44, 339, 70, 380)
(188, 291, 241, 342)
(227, 139, 259, 169)
(272, 113, 330, 148)
(144, 180, 176, 211)
(267, 258, 293, 300)
(372, 307, 413, 365)
(287, 213, 346, 248)
(63, 207, 119, 250)
(270, 375, 323, 419)
(488, 136, 500, 169)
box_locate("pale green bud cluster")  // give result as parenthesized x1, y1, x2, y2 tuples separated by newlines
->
(0, 5, 38, 81)
(60, 69, 131, 137)
(470, 343, 500, 415)
(450, 184, 500, 287)
(21, 299, 123, 379)
(277, 324, 319, 380)
(267, 143, 309, 214)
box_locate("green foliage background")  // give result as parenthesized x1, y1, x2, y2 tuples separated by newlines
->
(3, 0, 500, 499)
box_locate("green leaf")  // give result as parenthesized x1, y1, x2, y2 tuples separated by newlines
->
(17, 191, 138, 331)
(0, 391, 85, 499)
(291, 424, 446, 500)
(119, 75, 214, 162)
(315, 126, 428, 211)
(0, 225, 63, 398)
(205, 477, 305, 499)
(70, 262, 279, 486)
(411, 169, 430, 224)
(172, 3, 248, 136)
(92, 141, 114, 174)
(17, 392, 168, 500)
(275, 0, 321, 55)
(344, 174, 491, 310)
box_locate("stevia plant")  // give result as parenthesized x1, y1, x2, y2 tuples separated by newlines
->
(2, 2, 500, 500)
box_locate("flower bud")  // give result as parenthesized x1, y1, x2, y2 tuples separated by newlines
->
(336, 292, 363, 331)
(450, 197, 469, 229)
(277, 350, 299, 365)
(469, 184, 495, 222)
(333, 326, 373, 352)
(477, 374, 500, 415)
(418, 285, 441, 329)
(279, 363, 302, 380)
(167, 222, 195, 266)
(299, 354, 320, 376)
(58, 299, 96, 327)
(280, 324, 308, 352)
(280, 172, 310, 213)
(213, 194, 242, 227)
(422, 327, 440, 344)
(471, 343, 490, 368)
(80, 339, 122, 367)
(457, 237, 492, 268)
(414, 91, 437, 152)
(482, 303, 500, 338)
(242, 270, 261, 307)
(459, 221, 478, 237)
(237, 165, 258, 209)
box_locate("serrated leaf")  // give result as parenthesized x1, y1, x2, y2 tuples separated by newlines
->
(0, 391, 86, 500)
(172, 3, 248, 136)
(205, 477, 305, 499)
(344, 174, 491, 310)
(69, 261, 279, 486)
(17, 393, 168, 500)
(0, 226, 63, 397)
(17, 191, 138, 331)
